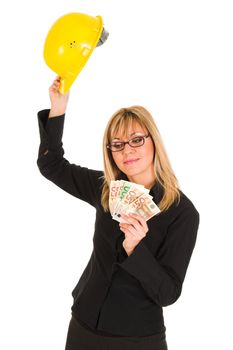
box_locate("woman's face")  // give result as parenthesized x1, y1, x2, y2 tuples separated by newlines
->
(110, 121, 155, 182)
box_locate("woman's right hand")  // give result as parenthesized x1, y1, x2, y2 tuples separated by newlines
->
(49, 76, 70, 117)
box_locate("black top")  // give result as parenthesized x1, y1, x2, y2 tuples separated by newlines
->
(36, 109, 200, 338)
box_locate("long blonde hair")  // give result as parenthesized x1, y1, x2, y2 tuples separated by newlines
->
(100, 105, 181, 212)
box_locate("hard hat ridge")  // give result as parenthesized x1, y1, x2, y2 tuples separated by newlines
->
(97, 27, 109, 47)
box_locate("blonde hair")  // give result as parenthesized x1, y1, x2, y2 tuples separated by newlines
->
(100, 105, 181, 212)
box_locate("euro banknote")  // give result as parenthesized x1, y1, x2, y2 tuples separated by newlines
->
(109, 180, 161, 223)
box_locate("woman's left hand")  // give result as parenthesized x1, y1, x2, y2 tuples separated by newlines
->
(119, 213, 149, 256)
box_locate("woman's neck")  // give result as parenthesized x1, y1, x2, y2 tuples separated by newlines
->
(127, 174, 157, 190)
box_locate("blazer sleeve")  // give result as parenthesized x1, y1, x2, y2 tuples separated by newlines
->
(36, 109, 103, 208)
(115, 203, 200, 307)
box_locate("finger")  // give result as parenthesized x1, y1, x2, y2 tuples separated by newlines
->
(50, 80, 60, 91)
(50, 80, 59, 88)
(120, 225, 137, 238)
(49, 86, 58, 94)
(120, 222, 144, 238)
(119, 226, 131, 239)
(49, 85, 57, 93)
(53, 81, 60, 88)
(128, 213, 148, 230)
(120, 221, 140, 233)
(120, 217, 148, 239)
(120, 213, 143, 230)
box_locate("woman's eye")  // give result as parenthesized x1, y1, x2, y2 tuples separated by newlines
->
(132, 137, 143, 144)
(113, 143, 123, 149)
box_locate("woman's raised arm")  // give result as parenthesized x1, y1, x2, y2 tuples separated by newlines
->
(36, 77, 103, 208)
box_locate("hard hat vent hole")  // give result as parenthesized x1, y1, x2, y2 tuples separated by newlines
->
(70, 41, 77, 49)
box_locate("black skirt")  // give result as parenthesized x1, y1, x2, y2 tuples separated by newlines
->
(64, 315, 168, 350)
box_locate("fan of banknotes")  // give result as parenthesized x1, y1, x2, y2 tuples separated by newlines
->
(109, 180, 161, 223)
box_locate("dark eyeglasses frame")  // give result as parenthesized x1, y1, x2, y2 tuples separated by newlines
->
(106, 134, 150, 152)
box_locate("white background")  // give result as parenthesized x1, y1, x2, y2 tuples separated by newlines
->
(1, 0, 232, 349)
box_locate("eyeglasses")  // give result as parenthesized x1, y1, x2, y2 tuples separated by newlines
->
(106, 134, 150, 152)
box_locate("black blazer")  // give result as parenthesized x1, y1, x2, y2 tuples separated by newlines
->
(37, 109, 200, 337)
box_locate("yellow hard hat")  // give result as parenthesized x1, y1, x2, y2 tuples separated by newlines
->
(44, 12, 108, 94)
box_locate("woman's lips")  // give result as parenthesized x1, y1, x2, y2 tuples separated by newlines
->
(123, 158, 140, 165)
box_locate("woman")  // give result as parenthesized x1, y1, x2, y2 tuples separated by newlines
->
(37, 77, 200, 350)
